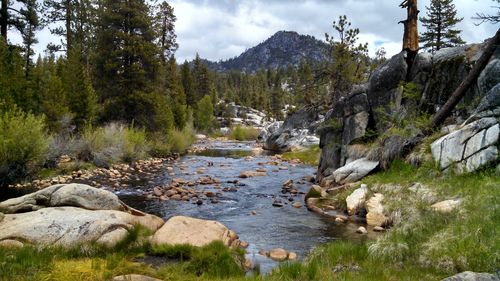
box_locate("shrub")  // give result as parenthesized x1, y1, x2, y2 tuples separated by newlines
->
(228, 125, 260, 141)
(79, 123, 148, 167)
(0, 107, 49, 185)
(168, 127, 195, 153)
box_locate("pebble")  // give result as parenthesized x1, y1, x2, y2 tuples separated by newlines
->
(292, 202, 302, 208)
(373, 226, 385, 232)
(335, 217, 345, 223)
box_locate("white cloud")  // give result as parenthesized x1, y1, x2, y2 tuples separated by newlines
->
(8, 0, 498, 62)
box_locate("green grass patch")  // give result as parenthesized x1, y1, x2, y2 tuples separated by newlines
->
(282, 145, 321, 166)
(228, 125, 260, 141)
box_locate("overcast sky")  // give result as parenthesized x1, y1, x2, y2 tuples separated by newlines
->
(10, 0, 499, 62)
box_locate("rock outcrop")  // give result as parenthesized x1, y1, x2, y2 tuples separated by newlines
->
(442, 271, 500, 281)
(0, 207, 164, 248)
(431, 84, 500, 173)
(317, 42, 500, 182)
(262, 107, 322, 152)
(150, 216, 240, 248)
(0, 184, 164, 248)
(346, 184, 369, 216)
(217, 102, 269, 128)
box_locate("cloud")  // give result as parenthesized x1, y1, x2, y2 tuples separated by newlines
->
(9, 0, 498, 62)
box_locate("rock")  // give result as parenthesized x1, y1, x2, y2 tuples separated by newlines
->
(431, 199, 462, 213)
(472, 83, 500, 120)
(150, 216, 239, 248)
(305, 185, 326, 201)
(431, 117, 499, 173)
(243, 259, 254, 271)
(153, 187, 163, 197)
(196, 199, 203, 206)
(335, 217, 345, 223)
(373, 226, 385, 232)
(250, 211, 257, 215)
(365, 193, 388, 227)
(346, 184, 369, 215)
(288, 252, 298, 260)
(240, 241, 249, 248)
(441, 271, 500, 281)
(272, 199, 284, 207)
(195, 134, 207, 140)
(268, 248, 288, 261)
(239, 171, 258, 178)
(0, 183, 125, 214)
(292, 202, 302, 208)
(332, 158, 379, 184)
(112, 274, 163, 281)
(283, 179, 293, 187)
(356, 226, 368, 234)
(0, 207, 164, 248)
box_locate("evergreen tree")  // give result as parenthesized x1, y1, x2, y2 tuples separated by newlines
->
(165, 56, 186, 129)
(181, 60, 195, 106)
(325, 15, 369, 103)
(64, 47, 98, 129)
(195, 95, 216, 133)
(154, 1, 178, 63)
(93, 0, 162, 130)
(17, 0, 41, 76)
(192, 53, 210, 103)
(270, 70, 284, 120)
(0, 37, 26, 110)
(420, 0, 465, 53)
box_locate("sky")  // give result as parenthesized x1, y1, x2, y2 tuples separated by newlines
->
(10, 0, 499, 62)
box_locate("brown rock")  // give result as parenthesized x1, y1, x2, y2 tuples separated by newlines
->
(153, 187, 163, 197)
(292, 202, 302, 208)
(288, 252, 298, 260)
(268, 248, 288, 261)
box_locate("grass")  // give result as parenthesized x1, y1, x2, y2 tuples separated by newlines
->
(227, 125, 260, 141)
(282, 145, 321, 166)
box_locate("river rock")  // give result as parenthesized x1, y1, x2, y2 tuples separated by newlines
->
(431, 199, 462, 213)
(0, 183, 126, 214)
(150, 216, 240, 248)
(346, 184, 369, 215)
(292, 202, 302, 208)
(112, 275, 163, 281)
(365, 193, 388, 227)
(332, 158, 379, 184)
(356, 226, 368, 234)
(288, 252, 298, 260)
(0, 207, 164, 248)
(268, 248, 288, 261)
(441, 271, 500, 281)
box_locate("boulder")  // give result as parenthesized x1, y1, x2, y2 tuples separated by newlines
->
(431, 199, 462, 213)
(112, 275, 163, 281)
(365, 193, 388, 227)
(441, 271, 500, 281)
(431, 117, 499, 173)
(332, 158, 379, 184)
(356, 226, 368, 234)
(0, 207, 164, 248)
(0, 183, 125, 214)
(150, 216, 240, 248)
(305, 185, 326, 201)
(346, 184, 369, 215)
(268, 248, 288, 261)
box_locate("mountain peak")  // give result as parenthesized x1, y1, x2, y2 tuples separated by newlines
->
(206, 31, 329, 73)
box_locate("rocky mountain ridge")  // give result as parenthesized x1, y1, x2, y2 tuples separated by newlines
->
(202, 31, 329, 73)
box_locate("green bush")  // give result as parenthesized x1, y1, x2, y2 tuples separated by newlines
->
(0, 107, 49, 185)
(149, 126, 195, 157)
(80, 123, 149, 167)
(228, 125, 260, 141)
(186, 241, 244, 278)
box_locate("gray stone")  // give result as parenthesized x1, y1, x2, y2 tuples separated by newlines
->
(333, 158, 379, 184)
(342, 111, 370, 145)
(465, 146, 498, 173)
(473, 83, 500, 119)
(0, 207, 164, 248)
(478, 59, 500, 96)
(431, 199, 462, 213)
(441, 271, 500, 281)
(365, 193, 388, 227)
(0, 183, 125, 214)
(464, 124, 499, 159)
(112, 274, 163, 281)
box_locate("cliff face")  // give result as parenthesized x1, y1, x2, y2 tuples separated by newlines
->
(206, 31, 329, 73)
(316, 42, 500, 183)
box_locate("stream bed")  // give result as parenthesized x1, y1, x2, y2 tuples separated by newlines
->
(118, 141, 371, 273)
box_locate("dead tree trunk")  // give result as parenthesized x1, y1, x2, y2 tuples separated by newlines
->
(1, 0, 7, 41)
(400, 0, 419, 52)
(427, 28, 500, 131)
(399, 0, 419, 80)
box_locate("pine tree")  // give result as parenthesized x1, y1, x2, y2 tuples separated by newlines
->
(154, 1, 178, 63)
(325, 15, 368, 103)
(18, 0, 41, 77)
(181, 61, 195, 106)
(93, 0, 162, 130)
(165, 57, 186, 129)
(420, 0, 465, 53)
(195, 95, 216, 133)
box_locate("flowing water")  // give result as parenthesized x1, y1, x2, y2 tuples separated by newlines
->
(119, 141, 371, 273)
